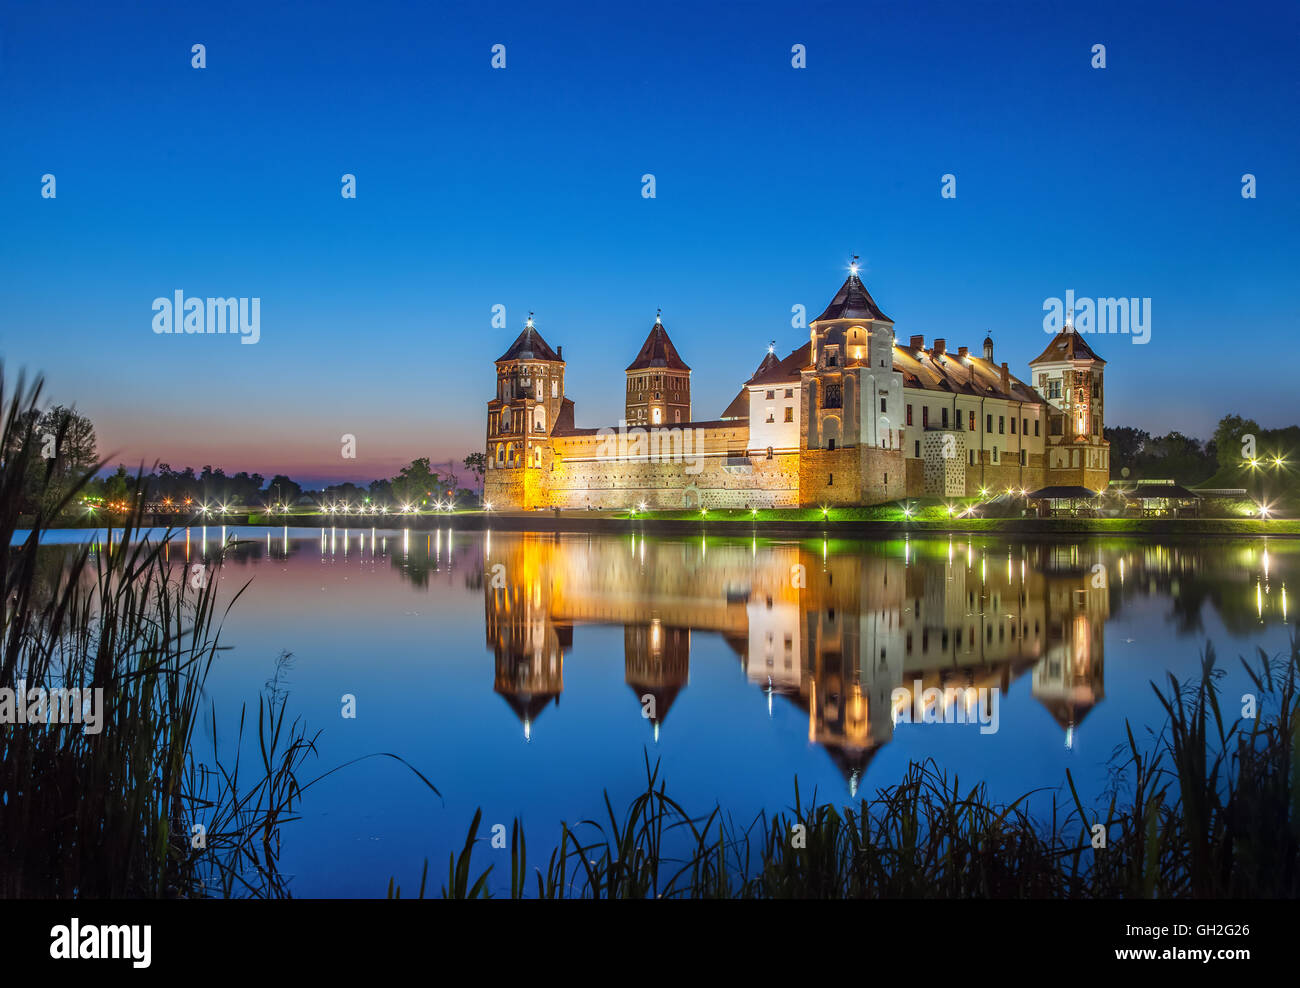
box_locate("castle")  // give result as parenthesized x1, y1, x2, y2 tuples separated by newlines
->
(484, 263, 1110, 510)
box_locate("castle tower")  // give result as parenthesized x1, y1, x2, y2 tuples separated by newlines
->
(625, 310, 691, 425)
(484, 313, 565, 508)
(1029, 326, 1109, 490)
(799, 259, 906, 505)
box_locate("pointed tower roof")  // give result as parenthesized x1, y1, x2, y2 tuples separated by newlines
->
(750, 346, 781, 379)
(723, 346, 781, 417)
(1030, 327, 1106, 366)
(496, 314, 561, 363)
(626, 311, 691, 372)
(813, 263, 892, 323)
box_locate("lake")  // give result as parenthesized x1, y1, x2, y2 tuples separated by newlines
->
(39, 526, 1298, 896)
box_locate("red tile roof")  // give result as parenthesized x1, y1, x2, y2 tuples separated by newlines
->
(496, 324, 561, 363)
(813, 272, 892, 324)
(746, 341, 810, 386)
(744, 338, 1044, 403)
(626, 320, 690, 372)
(1029, 328, 1106, 365)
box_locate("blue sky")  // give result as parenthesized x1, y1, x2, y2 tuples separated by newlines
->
(1, 0, 1297, 485)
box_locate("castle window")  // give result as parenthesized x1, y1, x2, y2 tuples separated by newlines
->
(766, 390, 775, 399)
(922, 407, 929, 428)
(906, 404, 913, 426)
(766, 408, 775, 423)
(968, 449, 975, 465)
(552, 380, 558, 398)
(828, 473, 833, 485)
(785, 388, 794, 398)
(941, 407, 948, 428)
(1050, 416, 1063, 436)
(823, 384, 842, 409)
(880, 397, 887, 414)
(993, 447, 999, 463)
(1022, 418, 1028, 434)
(1010, 417, 1016, 434)
(987, 414, 993, 432)
(1034, 420, 1040, 436)
(766, 447, 773, 459)
(914, 440, 920, 457)
(1020, 449, 1026, 465)
(998, 416, 1005, 434)
(969, 410, 976, 431)
(828, 438, 836, 450)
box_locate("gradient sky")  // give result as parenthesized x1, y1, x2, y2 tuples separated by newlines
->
(2, 0, 1297, 486)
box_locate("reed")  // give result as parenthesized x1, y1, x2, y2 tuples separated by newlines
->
(392, 643, 1300, 899)
(1, 368, 444, 897)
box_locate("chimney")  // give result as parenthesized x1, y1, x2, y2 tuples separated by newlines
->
(910, 334, 924, 350)
(557, 345, 563, 360)
(983, 336, 994, 361)
(1000, 362, 1010, 394)
(957, 346, 968, 360)
(933, 338, 946, 356)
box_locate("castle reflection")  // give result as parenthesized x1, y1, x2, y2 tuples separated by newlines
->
(482, 532, 1110, 793)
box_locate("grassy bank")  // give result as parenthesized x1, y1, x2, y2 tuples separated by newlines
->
(394, 642, 1300, 899)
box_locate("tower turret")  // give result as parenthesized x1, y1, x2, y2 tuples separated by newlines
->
(484, 313, 565, 505)
(625, 310, 691, 425)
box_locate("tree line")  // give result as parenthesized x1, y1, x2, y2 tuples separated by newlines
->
(3, 403, 490, 515)
(1105, 414, 1299, 486)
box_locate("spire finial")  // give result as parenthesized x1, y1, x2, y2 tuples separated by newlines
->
(768, 339, 776, 355)
(526, 310, 534, 328)
(849, 254, 860, 276)
(655, 307, 662, 325)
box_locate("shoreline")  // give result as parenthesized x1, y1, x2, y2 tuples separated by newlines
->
(28, 511, 1300, 539)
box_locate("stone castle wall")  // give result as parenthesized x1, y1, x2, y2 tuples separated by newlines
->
(545, 424, 800, 509)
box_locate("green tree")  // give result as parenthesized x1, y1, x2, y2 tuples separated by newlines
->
(463, 452, 486, 484)
(266, 474, 303, 506)
(1103, 426, 1149, 478)
(1213, 414, 1262, 467)
(391, 457, 439, 507)
(102, 465, 131, 506)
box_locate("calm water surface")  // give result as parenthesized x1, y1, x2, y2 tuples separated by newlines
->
(42, 526, 1300, 896)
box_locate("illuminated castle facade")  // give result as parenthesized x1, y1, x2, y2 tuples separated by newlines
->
(484, 264, 1110, 510)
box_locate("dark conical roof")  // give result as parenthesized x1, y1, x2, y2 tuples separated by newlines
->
(1029, 327, 1106, 365)
(813, 272, 891, 323)
(626, 318, 691, 372)
(750, 350, 780, 379)
(496, 321, 561, 363)
(498, 691, 560, 724)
